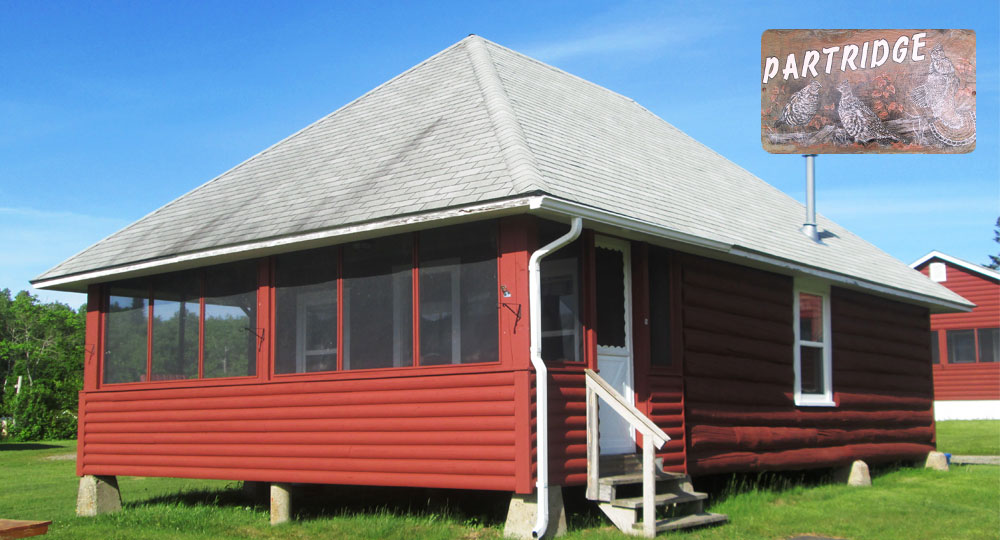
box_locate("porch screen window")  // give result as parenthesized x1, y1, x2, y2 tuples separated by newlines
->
(539, 221, 583, 363)
(946, 330, 975, 364)
(151, 272, 199, 381)
(274, 247, 338, 374)
(648, 246, 672, 367)
(794, 282, 833, 406)
(101, 260, 259, 384)
(418, 222, 498, 365)
(202, 263, 258, 378)
(103, 280, 149, 384)
(344, 234, 413, 370)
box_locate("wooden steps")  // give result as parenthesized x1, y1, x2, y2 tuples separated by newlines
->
(591, 454, 727, 537)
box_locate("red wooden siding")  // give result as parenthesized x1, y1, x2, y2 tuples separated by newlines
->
(548, 368, 587, 486)
(682, 255, 934, 475)
(79, 371, 519, 490)
(917, 259, 1000, 401)
(644, 374, 686, 473)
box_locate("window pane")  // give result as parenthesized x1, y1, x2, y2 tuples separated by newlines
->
(800, 345, 824, 394)
(595, 246, 626, 348)
(344, 234, 413, 370)
(946, 329, 976, 364)
(203, 262, 257, 378)
(418, 222, 498, 366)
(978, 328, 999, 363)
(930, 331, 940, 365)
(799, 293, 823, 342)
(539, 221, 583, 362)
(648, 246, 671, 367)
(151, 272, 199, 381)
(275, 247, 338, 374)
(104, 280, 149, 383)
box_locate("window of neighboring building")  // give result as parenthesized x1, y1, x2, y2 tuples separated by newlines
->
(539, 220, 584, 363)
(794, 281, 833, 406)
(946, 329, 976, 364)
(102, 260, 259, 384)
(979, 328, 999, 363)
(930, 331, 940, 364)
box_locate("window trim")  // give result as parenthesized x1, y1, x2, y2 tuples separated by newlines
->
(793, 280, 835, 407)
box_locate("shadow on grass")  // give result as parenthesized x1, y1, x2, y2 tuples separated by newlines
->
(130, 482, 515, 527)
(0, 442, 66, 451)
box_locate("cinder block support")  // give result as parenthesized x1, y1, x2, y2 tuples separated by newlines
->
(503, 486, 567, 539)
(925, 451, 950, 471)
(76, 475, 122, 517)
(270, 483, 292, 525)
(834, 460, 872, 487)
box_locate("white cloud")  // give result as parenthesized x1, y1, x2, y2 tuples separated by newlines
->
(519, 18, 715, 63)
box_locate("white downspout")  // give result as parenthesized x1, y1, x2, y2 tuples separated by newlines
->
(528, 216, 582, 539)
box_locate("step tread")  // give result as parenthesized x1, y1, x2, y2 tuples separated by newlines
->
(609, 490, 707, 509)
(598, 471, 686, 486)
(633, 512, 728, 533)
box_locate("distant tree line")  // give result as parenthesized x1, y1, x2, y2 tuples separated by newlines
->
(0, 289, 84, 441)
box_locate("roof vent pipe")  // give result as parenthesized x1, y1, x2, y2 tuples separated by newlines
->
(528, 216, 582, 539)
(801, 154, 820, 242)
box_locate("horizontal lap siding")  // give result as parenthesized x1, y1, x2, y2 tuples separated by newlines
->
(548, 369, 586, 487)
(79, 371, 518, 491)
(682, 255, 934, 475)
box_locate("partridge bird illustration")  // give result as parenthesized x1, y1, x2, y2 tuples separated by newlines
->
(835, 80, 900, 144)
(910, 44, 975, 146)
(775, 81, 822, 128)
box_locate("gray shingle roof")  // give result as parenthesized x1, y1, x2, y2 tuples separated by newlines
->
(34, 36, 969, 310)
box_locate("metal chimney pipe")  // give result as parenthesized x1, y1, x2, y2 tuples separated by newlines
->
(802, 154, 819, 242)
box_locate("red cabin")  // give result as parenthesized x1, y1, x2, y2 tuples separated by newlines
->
(35, 36, 971, 537)
(911, 251, 1000, 420)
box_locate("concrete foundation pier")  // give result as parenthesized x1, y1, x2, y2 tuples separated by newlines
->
(76, 475, 122, 517)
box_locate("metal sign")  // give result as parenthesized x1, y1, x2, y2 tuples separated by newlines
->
(762, 29, 976, 154)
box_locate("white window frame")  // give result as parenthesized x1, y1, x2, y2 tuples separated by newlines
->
(793, 280, 835, 407)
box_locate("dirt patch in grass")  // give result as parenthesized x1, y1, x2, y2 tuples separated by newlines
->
(43, 452, 77, 461)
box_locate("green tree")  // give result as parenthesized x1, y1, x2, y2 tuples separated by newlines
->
(0, 289, 85, 440)
(988, 217, 1000, 270)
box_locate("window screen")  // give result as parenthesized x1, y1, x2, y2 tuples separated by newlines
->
(151, 272, 199, 381)
(275, 247, 339, 374)
(104, 280, 149, 384)
(539, 220, 583, 363)
(595, 246, 626, 348)
(978, 328, 999, 363)
(203, 262, 257, 378)
(418, 222, 498, 365)
(344, 234, 413, 370)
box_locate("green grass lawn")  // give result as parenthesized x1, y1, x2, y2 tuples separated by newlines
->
(1, 440, 997, 539)
(936, 420, 1000, 455)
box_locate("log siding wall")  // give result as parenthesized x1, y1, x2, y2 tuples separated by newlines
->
(682, 255, 935, 475)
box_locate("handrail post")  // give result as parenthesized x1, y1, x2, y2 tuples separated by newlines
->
(586, 385, 599, 500)
(642, 433, 655, 537)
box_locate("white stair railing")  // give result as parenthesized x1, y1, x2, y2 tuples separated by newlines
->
(585, 368, 670, 538)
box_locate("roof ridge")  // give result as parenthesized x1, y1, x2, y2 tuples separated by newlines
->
(464, 35, 548, 194)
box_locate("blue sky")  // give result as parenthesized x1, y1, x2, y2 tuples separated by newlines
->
(1, 1, 997, 307)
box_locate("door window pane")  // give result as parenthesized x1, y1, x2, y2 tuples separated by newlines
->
(978, 328, 999, 363)
(947, 329, 976, 364)
(344, 234, 413, 370)
(418, 221, 498, 365)
(104, 280, 149, 383)
(539, 221, 583, 363)
(595, 246, 626, 348)
(151, 272, 199, 381)
(203, 262, 257, 378)
(648, 247, 672, 367)
(275, 247, 338, 374)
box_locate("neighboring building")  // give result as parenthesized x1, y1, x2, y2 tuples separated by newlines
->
(911, 251, 1000, 420)
(35, 36, 971, 536)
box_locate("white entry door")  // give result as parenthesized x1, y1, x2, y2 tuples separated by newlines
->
(595, 236, 635, 455)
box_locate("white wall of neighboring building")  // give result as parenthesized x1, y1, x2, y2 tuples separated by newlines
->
(934, 400, 1000, 421)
